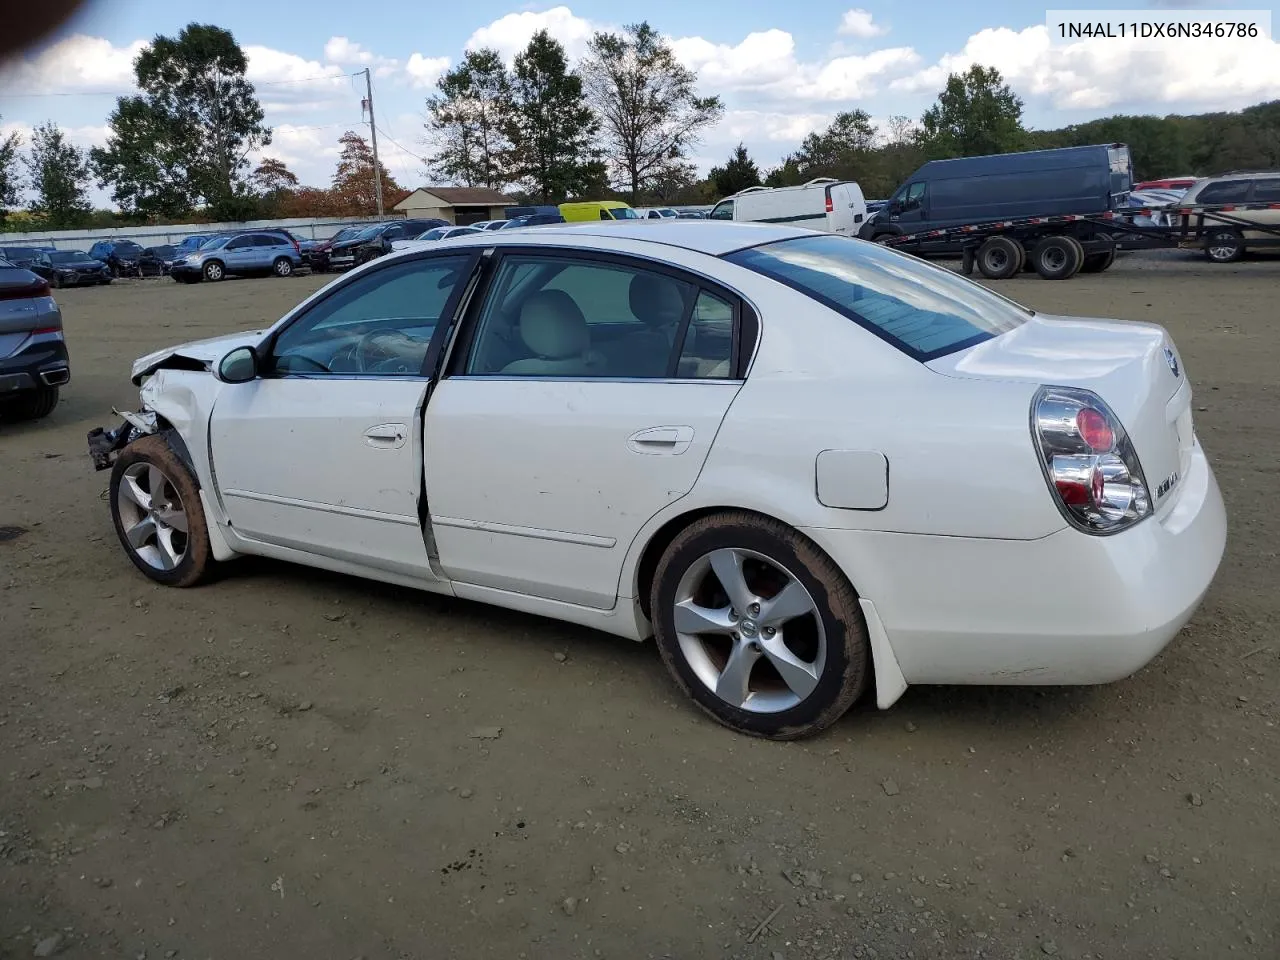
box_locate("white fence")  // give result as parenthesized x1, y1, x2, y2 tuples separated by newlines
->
(0, 215, 400, 250)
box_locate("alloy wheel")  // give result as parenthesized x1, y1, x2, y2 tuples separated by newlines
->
(115, 462, 190, 571)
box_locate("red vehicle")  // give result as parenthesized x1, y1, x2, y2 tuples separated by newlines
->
(1133, 177, 1198, 192)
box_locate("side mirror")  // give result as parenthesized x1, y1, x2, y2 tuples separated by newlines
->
(216, 346, 259, 383)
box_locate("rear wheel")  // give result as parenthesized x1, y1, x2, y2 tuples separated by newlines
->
(1031, 235, 1085, 279)
(650, 511, 870, 740)
(2, 385, 59, 421)
(976, 236, 1022, 279)
(109, 435, 215, 587)
(1204, 228, 1244, 263)
(1080, 248, 1117, 273)
(272, 257, 293, 277)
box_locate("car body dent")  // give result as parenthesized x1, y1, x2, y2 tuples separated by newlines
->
(131, 329, 268, 384)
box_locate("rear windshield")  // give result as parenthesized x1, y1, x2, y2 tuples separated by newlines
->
(725, 234, 1033, 360)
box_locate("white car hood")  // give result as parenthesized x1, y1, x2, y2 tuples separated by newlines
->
(131, 329, 267, 383)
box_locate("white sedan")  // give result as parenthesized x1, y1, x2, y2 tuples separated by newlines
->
(87, 221, 1227, 739)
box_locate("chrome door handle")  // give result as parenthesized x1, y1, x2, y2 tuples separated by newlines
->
(364, 423, 407, 448)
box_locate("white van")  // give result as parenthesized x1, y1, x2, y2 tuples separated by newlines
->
(708, 178, 867, 236)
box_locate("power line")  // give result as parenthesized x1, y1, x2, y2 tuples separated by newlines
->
(375, 125, 431, 166)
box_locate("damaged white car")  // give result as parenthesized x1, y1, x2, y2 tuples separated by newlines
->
(88, 222, 1226, 739)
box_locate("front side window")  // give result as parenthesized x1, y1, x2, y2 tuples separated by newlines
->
(902, 182, 927, 211)
(709, 201, 734, 220)
(726, 233, 1032, 360)
(269, 255, 472, 377)
(225, 236, 253, 250)
(464, 255, 703, 378)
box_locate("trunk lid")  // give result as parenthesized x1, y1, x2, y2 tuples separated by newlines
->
(927, 314, 1193, 513)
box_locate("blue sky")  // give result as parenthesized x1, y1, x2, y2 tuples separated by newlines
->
(2, 0, 1278, 206)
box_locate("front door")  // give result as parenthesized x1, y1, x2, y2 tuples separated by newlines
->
(424, 250, 746, 609)
(208, 252, 477, 579)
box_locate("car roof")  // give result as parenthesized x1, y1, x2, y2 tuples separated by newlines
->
(423, 220, 812, 256)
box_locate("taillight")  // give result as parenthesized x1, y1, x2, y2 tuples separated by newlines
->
(825, 193, 834, 213)
(0, 279, 51, 300)
(1032, 385, 1151, 535)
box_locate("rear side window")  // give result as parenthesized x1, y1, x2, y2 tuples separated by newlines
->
(725, 234, 1032, 361)
(1251, 178, 1280, 202)
(1197, 180, 1251, 204)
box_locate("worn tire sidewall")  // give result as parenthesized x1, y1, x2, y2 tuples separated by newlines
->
(651, 515, 869, 739)
(109, 435, 213, 588)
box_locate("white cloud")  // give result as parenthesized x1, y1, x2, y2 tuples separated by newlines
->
(0, 34, 144, 94)
(892, 25, 1280, 112)
(322, 36, 400, 79)
(405, 53, 451, 90)
(465, 5, 602, 63)
(799, 47, 919, 100)
(716, 109, 834, 144)
(838, 9, 887, 39)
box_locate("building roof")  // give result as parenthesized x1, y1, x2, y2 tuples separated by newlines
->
(394, 187, 511, 209)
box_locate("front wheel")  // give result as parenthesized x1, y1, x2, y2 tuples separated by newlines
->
(650, 511, 870, 740)
(202, 260, 224, 282)
(109, 435, 215, 587)
(273, 257, 293, 277)
(1205, 229, 1244, 263)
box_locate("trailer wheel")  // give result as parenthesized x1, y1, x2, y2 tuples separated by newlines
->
(1204, 228, 1244, 263)
(1031, 235, 1085, 280)
(1080, 248, 1116, 273)
(976, 237, 1022, 279)
(960, 247, 975, 275)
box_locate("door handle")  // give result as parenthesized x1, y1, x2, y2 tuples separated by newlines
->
(364, 423, 407, 449)
(628, 425, 694, 455)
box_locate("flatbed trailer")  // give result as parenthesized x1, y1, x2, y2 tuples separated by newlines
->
(882, 202, 1280, 279)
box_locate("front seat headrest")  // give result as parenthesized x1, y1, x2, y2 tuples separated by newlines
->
(628, 273, 685, 329)
(519, 290, 589, 359)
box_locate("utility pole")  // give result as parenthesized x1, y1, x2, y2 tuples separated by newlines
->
(361, 67, 385, 217)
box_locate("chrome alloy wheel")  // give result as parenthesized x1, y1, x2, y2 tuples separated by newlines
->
(115, 462, 190, 571)
(672, 547, 826, 713)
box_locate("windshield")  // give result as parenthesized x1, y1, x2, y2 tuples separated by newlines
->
(49, 251, 89, 263)
(353, 226, 382, 240)
(1, 247, 40, 259)
(331, 228, 359, 242)
(611, 207, 641, 220)
(116, 242, 143, 253)
(202, 236, 230, 250)
(726, 234, 1033, 360)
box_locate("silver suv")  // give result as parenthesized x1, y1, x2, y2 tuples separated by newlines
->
(0, 258, 69, 421)
(1179, 171, 1280, 262)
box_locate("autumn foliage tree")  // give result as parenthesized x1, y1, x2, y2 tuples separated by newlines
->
(329, 131, 403, 216)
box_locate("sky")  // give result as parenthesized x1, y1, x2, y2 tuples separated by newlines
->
(1, 0, 1279, 207)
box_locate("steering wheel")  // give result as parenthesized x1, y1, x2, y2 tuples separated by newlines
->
(354, 329, 420, 373)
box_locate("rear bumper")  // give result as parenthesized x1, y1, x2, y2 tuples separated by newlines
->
(0, 332, 71, 394)
(803, 441, 1226, 687)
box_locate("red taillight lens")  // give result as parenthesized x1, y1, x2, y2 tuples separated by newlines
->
(825, 194, 834, 213)
(0, 279, 51, 300)
(31, 326, 61, 335)
(1033, 386, 1151, 535)
(1075, 407, 1114, 450)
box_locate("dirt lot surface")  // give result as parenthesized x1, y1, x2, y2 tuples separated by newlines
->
(1, 251, 1277, 960)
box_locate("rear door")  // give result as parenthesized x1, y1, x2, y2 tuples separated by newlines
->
(423, 249, 748, 609)
(825, 182, 867, 235)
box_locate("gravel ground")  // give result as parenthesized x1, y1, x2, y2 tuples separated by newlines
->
(1, 249, 1276, 960)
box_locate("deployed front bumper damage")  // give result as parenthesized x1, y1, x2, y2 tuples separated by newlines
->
(87, 408, 158, 471)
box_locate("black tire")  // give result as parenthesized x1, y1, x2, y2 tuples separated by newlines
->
(1080, 248, 1116, 273)
(1204, 228, 1244, 263)
(100, 277, 112, 285)
(202, 260, 225, 282)
(1030, 235, 1085, 280)
(975, 236, 1022, 279)
(110, 264, 120, 279)
(108, 435, 216, 588)
(50, 273, 62, 289)
(650, 510, 871, 740)
(872, 232, 895, 245)
(960, 247, 975, 275)
(272, 257, 293, 278)
(3, 385, 59, 421)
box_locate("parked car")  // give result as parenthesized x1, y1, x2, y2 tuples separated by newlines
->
(471, 220, 509, 231)
(169, 231, 303, 283)
(88, 239, 145, 277)
(560, 201, 641, 221)
(676, 210, 708, 220)
(635, 207, 680, 219)
(173, 236, 213, 258)
(87, 221, 1225, 740)
(306, 227, 366, 272)
(327, 219, 447, 270)
(0, 245, 45, 270)
(710, 179, 868, 238)
(29, 249, 112, 287)
(500, 213, 565, 228)
(0, 258, 69, 421)
(505, 204, 560, 219)
(139, 245, 179, 277)
(1134, 177, 1198, 192)
(859, 144, 1133, 252)
(390, 225, 485, 252)
(1175, 170, 1280, 262)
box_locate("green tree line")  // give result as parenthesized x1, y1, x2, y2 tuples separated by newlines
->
(3, 24, 1279, 230)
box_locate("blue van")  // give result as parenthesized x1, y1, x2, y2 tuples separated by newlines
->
(860, 144, 1133, 252)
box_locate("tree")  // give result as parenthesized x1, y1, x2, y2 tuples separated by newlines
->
(918, 65, 1025, 159)
(92, 23, 270, 219)
(504, 31, 606, 201)
(581, 21, 723, 198)
(425, 49, 512, 189)
(251, 157, 299, 216)
(25, 122, 91, 227)
(0, 118, 22, 214)
(330, 131, 403, 216)
(708, 143, 760, 198)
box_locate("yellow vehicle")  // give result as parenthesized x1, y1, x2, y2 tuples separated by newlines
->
(558, 200, 642, 222)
